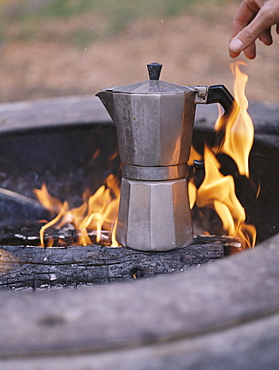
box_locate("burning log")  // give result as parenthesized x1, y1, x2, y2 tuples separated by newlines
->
(0, 231, 242, 290)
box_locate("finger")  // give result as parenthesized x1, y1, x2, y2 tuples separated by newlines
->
(229, 30, 257, 60)
(244, 42, 256, 59)
(259, 27, 273, 45)
(229, 48, 241, 58)
(229, 11, 274, 56)
(230, 0, 259, 38)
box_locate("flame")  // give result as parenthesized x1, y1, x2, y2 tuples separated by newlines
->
(196, 147, 256, 248)
(191, 61, 257, 249)
(187, 146, 202, 209)
(215, 61, 254, 177)
(35, 174, 120, 248)
(188, 180, 197, 210)
(33, 183, 62, 216)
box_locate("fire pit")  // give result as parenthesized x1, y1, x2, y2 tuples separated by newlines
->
(0, 94, 278, 368)
(0, 93, 278, 289)
(0, 96, 234, 289)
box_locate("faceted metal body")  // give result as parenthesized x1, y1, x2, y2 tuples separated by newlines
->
(111, 90, 196, 166)
(97, 78, 196, 251)
(116, 178, 192, 251)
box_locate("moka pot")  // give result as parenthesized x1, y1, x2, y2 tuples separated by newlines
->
(97, 63, 235, 251)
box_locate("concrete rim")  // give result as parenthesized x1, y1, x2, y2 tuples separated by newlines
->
(1, 234, 278, 359)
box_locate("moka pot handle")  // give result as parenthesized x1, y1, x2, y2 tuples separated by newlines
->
(207, 84, 236, 118)
(195, 84, 237, 118)
(206, 85, 239, 118)
(193, 85, 239, 170)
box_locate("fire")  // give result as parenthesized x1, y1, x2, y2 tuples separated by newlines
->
(190, 61, 256, 248)
(188, 146, 202, 209)
(33, 183, 62, 216)
(35, 61, 256, 250)
(35, 174, 120, 248)
(214, 61, 254, 176)
(195, 146, 256, 248)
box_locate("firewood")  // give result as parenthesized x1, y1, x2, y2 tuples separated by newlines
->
(0, 234, 242, 290)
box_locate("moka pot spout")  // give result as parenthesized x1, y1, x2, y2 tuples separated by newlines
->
(96, 91, 115, 121)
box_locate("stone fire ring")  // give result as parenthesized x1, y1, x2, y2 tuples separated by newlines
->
(1, 234, 278, 369)
(0, 97, 278, 368)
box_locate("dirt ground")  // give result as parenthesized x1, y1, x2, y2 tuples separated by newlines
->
(1, 2, 279, 104)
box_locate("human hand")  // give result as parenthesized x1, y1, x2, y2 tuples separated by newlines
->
(229, 0, 279, 59)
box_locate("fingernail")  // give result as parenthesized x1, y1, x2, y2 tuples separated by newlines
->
(229, 38, 244, 52)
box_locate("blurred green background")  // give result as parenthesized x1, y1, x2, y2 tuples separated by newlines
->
(0, 0, 227, 45)
(0, 0, 278, 103)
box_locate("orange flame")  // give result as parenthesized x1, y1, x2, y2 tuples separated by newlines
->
(196, 146, 256, 248)
(33, 183, 62, 216)
(35, 174, 120, 248)
(191, 61, 257, 248)
(215, 61, 254, 177)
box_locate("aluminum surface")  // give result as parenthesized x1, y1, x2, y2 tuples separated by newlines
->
(122, 164, 188, 181)
(116, 177, 193, 251)
(97, 91, 196, 166)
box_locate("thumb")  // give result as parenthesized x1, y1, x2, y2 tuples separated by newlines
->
(229, 28, 256, 59)
(229, 24, 260, 54)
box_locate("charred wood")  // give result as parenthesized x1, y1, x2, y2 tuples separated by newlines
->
(0, 235, 242, 290)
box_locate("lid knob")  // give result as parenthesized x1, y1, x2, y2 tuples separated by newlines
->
(147, 62, 162, 80)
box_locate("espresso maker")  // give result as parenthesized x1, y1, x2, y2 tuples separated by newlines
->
(97, 63, 234, 251)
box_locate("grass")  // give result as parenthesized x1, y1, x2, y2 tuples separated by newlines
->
(0, 0, 235, 47)
(21, 0, 196, 20)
